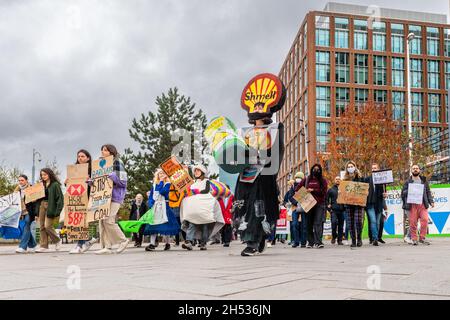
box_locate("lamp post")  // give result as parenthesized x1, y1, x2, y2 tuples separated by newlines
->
(32, 149, 42, 184)
(406, 32, 415, 170)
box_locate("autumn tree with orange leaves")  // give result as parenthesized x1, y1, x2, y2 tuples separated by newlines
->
(319, 102, 433, 186)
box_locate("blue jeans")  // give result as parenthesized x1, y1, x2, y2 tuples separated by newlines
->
(291, 210, 301, 245)
(366, 206, 381, 241)
(300, 211, 308, 246)
(19, 215, 36, 250)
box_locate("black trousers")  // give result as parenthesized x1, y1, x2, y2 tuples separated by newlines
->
(331, 211, 345, 241)
(221, 224, 233, 244)
(307, 204, 326, 246)
(132, 225, 145, 245)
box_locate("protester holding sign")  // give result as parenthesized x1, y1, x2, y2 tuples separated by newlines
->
(68, 150, 98, 254)
(286, 173, 307, 248)
(295, 164, 328, 249)
(35, 169, 63, 253)
(15, 175, 37, 253)
(364, 163, 387, 247)
(94, 145, 129, 255)
(342, 161, 365, 248)
(401, 164, 434, 246)
(144, 169, 180, 252)
(326, 176, 345, 246)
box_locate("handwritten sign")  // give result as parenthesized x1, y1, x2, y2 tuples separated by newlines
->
(160, 156, 193, 192)
(372, 170, 394, 185)
(87, 156, 114, 222)
(337, 181, 370, 207)
(67, 163, 89, 180)
(64, 177, 90, 240)
(407, 183, 424, 205)
(0, 192, 22, 228)
(23, 183, 45, 204)
(293, 187, 317, 213)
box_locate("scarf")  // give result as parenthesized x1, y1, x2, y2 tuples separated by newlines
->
(114, 158, 128, 182)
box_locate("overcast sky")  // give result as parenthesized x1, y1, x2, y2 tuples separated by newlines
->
(0, 0, 448, 180)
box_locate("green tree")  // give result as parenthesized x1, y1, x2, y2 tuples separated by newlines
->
(0, 162, 21, 196)
(122, 88, 208, 201)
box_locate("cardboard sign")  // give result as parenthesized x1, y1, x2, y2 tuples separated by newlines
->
(66, 225, 90, 241)
(160, 156, 193, 192)
(87, 156, 114, 222)
(407, 183, 424, 204)
(337, 181, 370, 207)
(23, 183, 45, 204)
(372, 170, 394, 185)
(293, 187, 318, 213)
(67, 163, 89, 180)
(0, 192, 22, 228)
(64, 177, 90, 240)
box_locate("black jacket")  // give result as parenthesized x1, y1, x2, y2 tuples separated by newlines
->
(326, 185, 345, 212)
(129, 201, 148, 220)
(364, 176, 385, 211)
(401, 176, 434, 210)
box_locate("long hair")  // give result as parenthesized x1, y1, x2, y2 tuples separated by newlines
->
(101, 144, 119, 159)
(76, 149, 92, 175)
(343, 160, 361, 181)
(310, 163, 325, 188)
(40, 168, 60, 186)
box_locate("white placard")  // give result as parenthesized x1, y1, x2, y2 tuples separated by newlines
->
(0, 192, 22, 228)
(407, 183, 424, 204)
(372, 170, 394, 185)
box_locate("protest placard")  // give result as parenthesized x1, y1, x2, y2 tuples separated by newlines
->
(372, 169, 394, 185)
(293, 187, 317, 213)
(407, 183, 425, 204)
(160, 156, 193, 192)
(67, 163, 89, 180)
(86, 156, 114, 223)
(23, 183, 45, 204)
(0, 192, 22, 229)
(337, 181, 370, 207)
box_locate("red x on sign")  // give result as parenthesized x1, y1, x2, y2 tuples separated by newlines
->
(68, 184, 85, 196)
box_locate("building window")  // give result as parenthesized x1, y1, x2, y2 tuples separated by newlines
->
(429, 127, 441, 153)
(445, 29, 450, 57)
(428, 94, 441, 123)
(409, 25, 422, 55)
(304, 24, 308, 53)
(336, 87, 350, 117)
(411, 93, 423, 122)
(373, 21, 386, 52)
(412, 126, 423, 140)
(335, 17, 349, 48)
(355, 88, 369, 108)
(410, 59, 422, 88)
(354, 54, 368, 84)
(316, 87, 331, 118)
(316, 122, 330, 153)
(427, 27, 440, 56)
(316, 51, 330, 82)
(354, 20, 368, 50)
(446, 62, 450, 90)
(392, 91, 405, 121)
(428, 60, 440, 89)
(315, 16, 330, 47)
(392, 57, 405, 87)
(335, 52, 350, 83)
(373, 56, 387, 86)
(391, 23, 404, 53)
(374, 90, 387, 104)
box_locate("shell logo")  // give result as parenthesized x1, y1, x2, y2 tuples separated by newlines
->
(241, 73, 285, 114)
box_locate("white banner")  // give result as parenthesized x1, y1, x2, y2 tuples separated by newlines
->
(372, 170, 394, 185)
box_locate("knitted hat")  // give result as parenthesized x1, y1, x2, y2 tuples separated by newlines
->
(294, 172, 305, 179)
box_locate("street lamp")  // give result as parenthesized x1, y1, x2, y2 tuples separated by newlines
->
(406, 32, 415, 170)
(32, 149, 42, 184)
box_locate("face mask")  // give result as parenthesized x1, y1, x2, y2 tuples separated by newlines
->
(295, 179, 301, 183)
(347, 167, 356, 174)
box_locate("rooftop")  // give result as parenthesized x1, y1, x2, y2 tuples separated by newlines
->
(323, 2, 448, 24)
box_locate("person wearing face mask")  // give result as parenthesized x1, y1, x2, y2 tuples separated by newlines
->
(15, 175, 37, 254)
(295, 164, 328, 249)
(401, 165, 434, 246)
(326, 176, 345, 246)
(129, 194, 148, 247)
(286, 172, 307, 248)
(343, 161, 365, 248)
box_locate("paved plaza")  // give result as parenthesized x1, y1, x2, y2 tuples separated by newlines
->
(1, 239, 450, 300)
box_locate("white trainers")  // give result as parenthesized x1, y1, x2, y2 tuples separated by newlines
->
(266, 242, 272, 248)
(95, 248, 113, 255)
(80, 239, 96, 253)
(36, 247, 50, 253)
(28, 247, 36, 253)
(116, 239, 129, 254)
(15, 248, 27, 254)
(69, 247, 82, 254)
(404, 236, 413, 244)
(55, 240, 62, 251)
